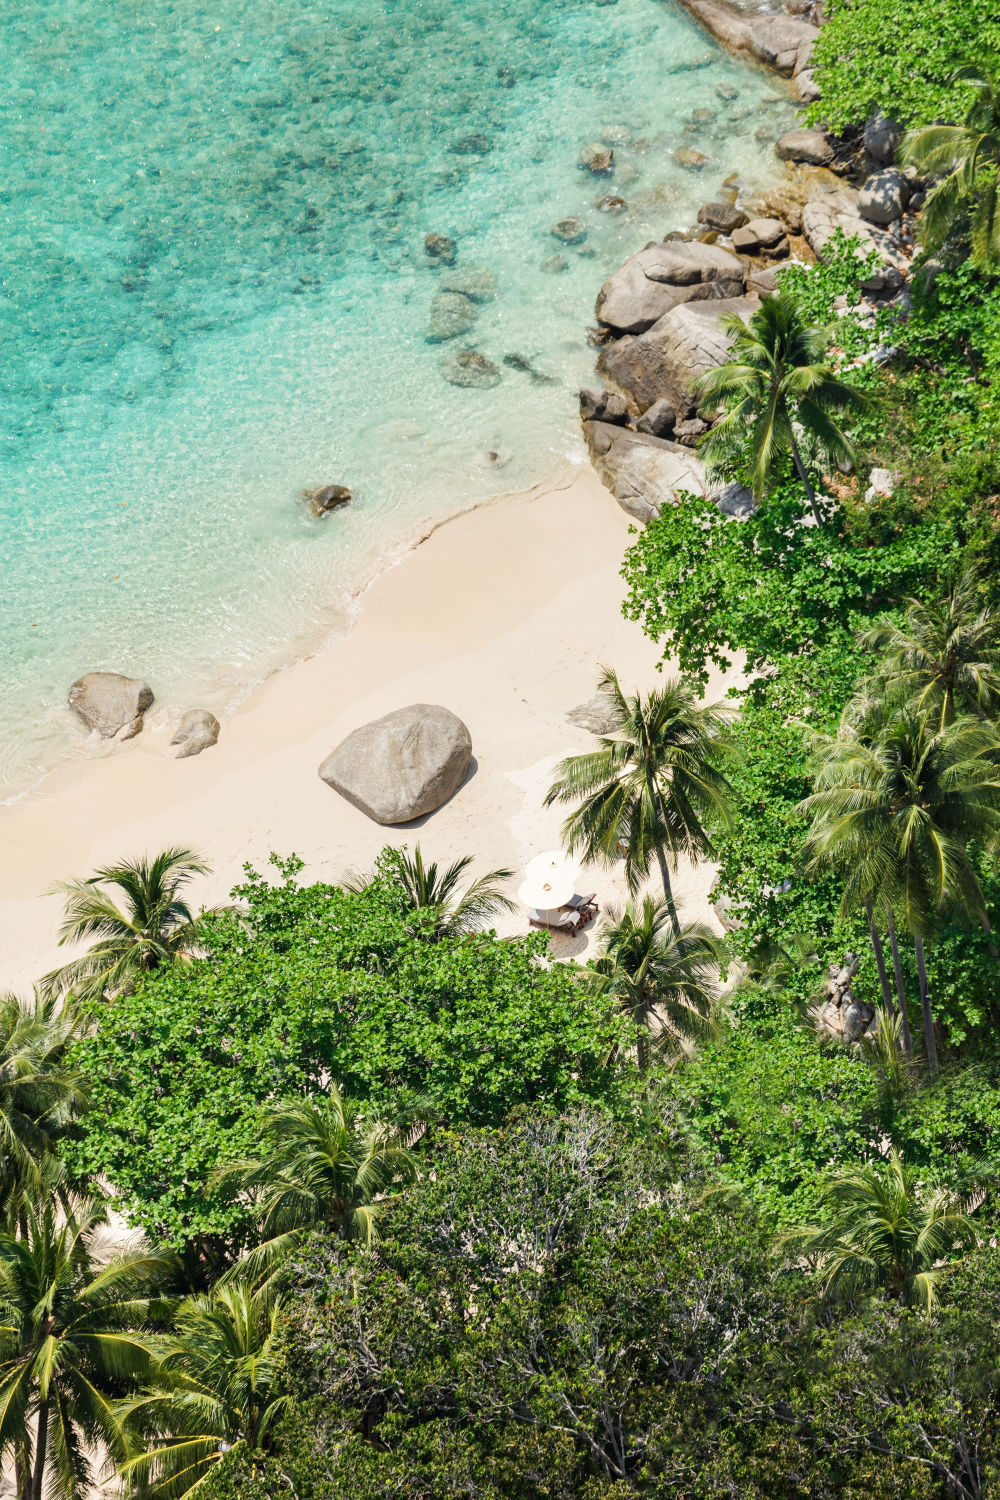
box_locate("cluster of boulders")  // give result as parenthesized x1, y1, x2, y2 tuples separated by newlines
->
(814, 953, 876, 1041)
(67, 672, 220, 760)
(579, 0, 922, 526)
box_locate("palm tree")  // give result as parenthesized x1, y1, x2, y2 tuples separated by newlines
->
(583, 897, 721, 1070)
(214, 1084, 424, 1285)
(43, 847, 222, 1002)
(0, 1191, 172, 1500)
(903, 65, 1000, 270)
(0, 992, 84, 1221)
(800, 708, 1000, 1071)
(780, 1148, 981, 1315)
(858, 571, 1000, 728)
(544, 666, 735, 933)
(118, 1283, 286, 1500)
(346, 845, 515, 939)
(693, 290, 870, 525)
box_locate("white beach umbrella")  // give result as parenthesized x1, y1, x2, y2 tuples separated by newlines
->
(518, 851, 582, 910)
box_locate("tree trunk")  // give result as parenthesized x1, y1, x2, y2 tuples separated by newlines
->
(980, 909, 999, 962)
(885, 904, 914, 1055)
(914, 936, 938, 1074)
(15, 1438, 29, 1500)
(655, 846, 681, 938)
(863, 896, 895, 1015)
(30, 1400, 48, 1500)
(789, 434, 824, 526)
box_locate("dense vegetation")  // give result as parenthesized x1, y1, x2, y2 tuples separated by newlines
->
(3, 16, 1000, 1500)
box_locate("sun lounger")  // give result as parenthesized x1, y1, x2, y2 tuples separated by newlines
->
(567, 892, 596, 910)
(528, 908, 579, 933)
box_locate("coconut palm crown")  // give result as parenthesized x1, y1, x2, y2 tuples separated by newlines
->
(346, 845, 515, 939)
(858, 571, 1000, 728)
(693, 290, 870, 525)
(117, 1283, 286, 1500)
(780, 1148, 981, 1315)
(903, 65, 1000, 270)
(43, 847, 221, 1003)
(583, 897, 721, 1070)
(214, 1083, 425, 1287)
(544, 666, 735, 929)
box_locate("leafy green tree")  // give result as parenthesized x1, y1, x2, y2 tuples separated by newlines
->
(800, 707, 1000, 1070)
(583, 898, 721, 1070)
(859, 571, 1000, 727)
(693, 291, 869, 524)
(780, 1148, 981, 1313)
(214, 1085, 422, 1284)
(43, 847, 222, 1003)
(345, 845, 515, 939)
(119, 1283, 286, 1500)
(544, 666, 734, 930)
(0, 992, 83, 1219)
(904, 65, 1000, 270)
(0, 1191, 171, 1500)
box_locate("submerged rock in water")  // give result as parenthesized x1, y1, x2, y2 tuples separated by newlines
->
(426, 289, 477, 342)
(170, 709, 220, 759)
(594, 193, 628, 214)
(440, 347, 502, 388)
(540, 254, 568, 274)
(68, 672, 154, 739)
(425, 232, 456, 264)
(551, 216, 587, 243)
(303, 483, 353, 517)
(439, 267, 498, 302)
(450, 131, 493, 154)
(578, 144, 614, 175)
(673, 147, 707, 171)
(318, 703, 472, 824)
(475, 446, 513, 469)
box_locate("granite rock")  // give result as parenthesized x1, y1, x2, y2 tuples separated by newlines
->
(318, 703, 472, 824)
(68, 672, 154, 739)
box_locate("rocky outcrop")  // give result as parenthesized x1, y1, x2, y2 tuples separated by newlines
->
(170, 709, 220, 759)
(731, 217, 788, 255)
(584, 421, 753, 524)
(567, 692, 617, 735)
(802, 187, 908, 290)
(598, 294, 758, 416)
(814, 953, 875, 1042)
(697, 201, 748, 234)
(318, 703, 472, 824)
(303, 483, 352, 517)
(863, 114, 903, 166)
(673, 0, 818, 78)
(775, 128, 834, 166)
(579, 388, 629, 424)
(595, 240, 746, 335)
(636, 397, 677, 437)
(68, 672, 154, 739)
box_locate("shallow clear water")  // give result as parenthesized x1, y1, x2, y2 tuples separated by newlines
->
(0, 0, 792, 794)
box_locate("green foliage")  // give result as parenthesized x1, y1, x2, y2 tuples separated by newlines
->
(808, 0, 1000, 131)
(65, 858, 631, 1247)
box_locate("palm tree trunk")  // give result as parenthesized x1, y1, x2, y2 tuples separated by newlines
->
(980, 909, 999, 961)
(15, 1439, 29, 1500)
(654, 846, 681, 938)
(789, 434, 824, 526)
(863, 896, 895, 1015)
(30, 1400, 48, 1500)
(914, 937, 938, 1074)
(885, 904, 914, 1055)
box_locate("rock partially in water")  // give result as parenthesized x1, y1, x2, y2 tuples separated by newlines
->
(697, 201, 748, 233)
(731, 217, 786, 253)
(68, 672, 154, 739)
(596, 240, 746, 335)
(171, 709, 220, 759)
(579, 387, 629, 424)
(594, 193, 628, 214)
(578, 143, 614, 175)
(318, 703, 472, 824)
(551, 216, 587, 243)
(425, 232, 456, 264)
(426, 289, 477, 342)
(440, 348, 502, 388)
(439, 267, 498, 302)
(775, 128, 833, 165)
(303, 483, 353, 517)
(474, 446, 513, 469)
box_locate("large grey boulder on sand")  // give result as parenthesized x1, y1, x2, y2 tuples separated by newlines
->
(68, 672, 153, 739)
(319, 703, 472, 824)
(170, 709, 220, 759)
(595, 241, 745, 335)
(584, 422, 754, 525)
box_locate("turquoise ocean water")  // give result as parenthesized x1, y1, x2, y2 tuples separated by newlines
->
(0, 0, 791, 795)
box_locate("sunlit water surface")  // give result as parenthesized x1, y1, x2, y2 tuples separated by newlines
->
(0, 0, 792, 794)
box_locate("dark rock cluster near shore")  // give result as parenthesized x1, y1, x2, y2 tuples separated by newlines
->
(580, 0, 921, 526)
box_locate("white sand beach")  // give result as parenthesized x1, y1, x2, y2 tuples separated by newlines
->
(0, 464, 741, 994)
